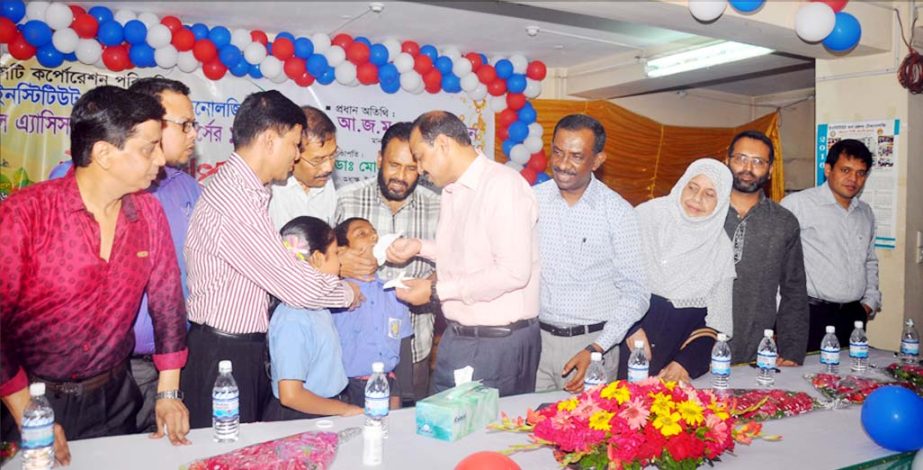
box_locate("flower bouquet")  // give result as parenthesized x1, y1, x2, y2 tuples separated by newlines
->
(489, 379, 776, 470)
(722, 389, 819, 421)
(807, 373, 905, 404)
(183, 430, 344, 470)
(883, 362, 923, 396)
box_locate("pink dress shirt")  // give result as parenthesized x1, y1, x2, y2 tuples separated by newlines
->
(419, 153, 540, 326)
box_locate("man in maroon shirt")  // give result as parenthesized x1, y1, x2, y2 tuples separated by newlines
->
(0, 86, 191, 464)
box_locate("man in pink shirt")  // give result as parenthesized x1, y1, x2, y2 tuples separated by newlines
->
(388, 111, 540, 396)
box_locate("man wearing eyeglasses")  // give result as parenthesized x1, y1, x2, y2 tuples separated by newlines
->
(723, 130, 808, 366)
(268, 105, 339, 229)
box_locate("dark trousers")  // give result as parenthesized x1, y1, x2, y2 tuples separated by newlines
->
(431, 320, 541, 397)
(394, 336, 415, 405)
(344, 376, 399, 408)
(261, 397, 324, 422)
(130, 356, 158, 433)
(807, 300, 866, 352)
(181, 323, 271, 429)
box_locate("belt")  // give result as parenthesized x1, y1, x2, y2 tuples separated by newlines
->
(539, 321, 605, 337)
(30, 360, 128, 396)
(808, 297, 859, 309)
(449, 318, 536, 338)
(190, 322, 266, 342)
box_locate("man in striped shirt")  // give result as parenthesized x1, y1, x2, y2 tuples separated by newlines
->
(182, 91, 361, 428)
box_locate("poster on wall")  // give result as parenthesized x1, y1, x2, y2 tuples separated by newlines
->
(815, 119, 899, 249)
(0, 56, 494, 198)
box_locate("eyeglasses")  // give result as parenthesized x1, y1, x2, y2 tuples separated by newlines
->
(162, 118, 200, 134)
(302, 149, 341, 167)
(730, 153, 770, 169)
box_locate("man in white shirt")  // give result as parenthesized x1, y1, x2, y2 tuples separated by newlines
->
(269, 105, 339, 229)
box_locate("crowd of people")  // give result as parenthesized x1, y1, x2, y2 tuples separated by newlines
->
(0, 78, 879, 465)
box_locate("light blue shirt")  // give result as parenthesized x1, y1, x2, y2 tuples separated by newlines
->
(534, 177, 650, 351)
(269, 304, 348, 399)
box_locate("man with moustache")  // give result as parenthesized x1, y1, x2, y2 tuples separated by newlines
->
(269, 105, 339, 228)
(723, 131, 809, 365)
(782, 139, 880, 349)
(335, 122, 440, 402)
(533, 114, 649, 392)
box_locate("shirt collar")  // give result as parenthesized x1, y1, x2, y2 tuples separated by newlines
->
(448, 151, 488, 193)
(820, 181, 859, 211)
(228, 152, 270, 195)
(61, 171, 139, 222)
(555, 174, 601, 209)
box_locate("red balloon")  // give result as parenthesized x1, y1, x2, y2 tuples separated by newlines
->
(332, 33, 353, 49)
(250, 30, 268, 45)
(68, 5, 86, 19)
(203, 59, 228, 80)
(295, 71, 315, 87)
(8, 34, 36, 60)
(477, 64, 497, 84)
(401, 40, 420, 56)
(193, 39, 218, 62)
(414, 55, 434, 75)
(0, 17, 16, 44)
(526, 61, 547, 81)
(172, 29, 195, 52)
(497, 126, 509, 141)
(284, 57, 306, 79)
(456, 451, 521, 470)
(425, 80, 442, 94)
(161, 16, 183, 33)
(346, 41, 370, 64)
(272, 37, 294, 60)
(487, 79, 507, 96)
(812, 0, 848, 12)
(506, 93, 527, 111)
(357, 62, 379, 85)
(423, 69, 442, 89)
(72, 13, 99, 39)
(102, 45, 130, 72)
(520, 167, 538, 184)
(527, 151, 548, 172)
(464, 52, 483, 71)
(499, 109, 518, 128)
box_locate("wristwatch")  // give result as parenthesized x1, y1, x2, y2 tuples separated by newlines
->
(155, 389, 184, 401)
(585, 344, 601, 354)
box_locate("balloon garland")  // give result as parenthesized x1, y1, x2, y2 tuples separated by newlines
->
(0, 0, 551, 183)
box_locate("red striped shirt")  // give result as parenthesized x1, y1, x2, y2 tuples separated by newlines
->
(185, 153, 353, 334)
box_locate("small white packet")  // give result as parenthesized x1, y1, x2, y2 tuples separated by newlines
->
(373, 232, 403, 266)
(382, 272, 410, 290)
(453, 366, 474, 386)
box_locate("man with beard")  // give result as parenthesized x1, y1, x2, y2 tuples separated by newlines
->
(335, 122, 440, 402)
(723, 131, 808, 364)
(269, 105, 339, 228)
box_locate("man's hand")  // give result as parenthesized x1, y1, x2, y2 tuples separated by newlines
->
(562, 348, 594, 393)
(394, 278, 432, 306)
(861, 303, 877, 321)
(345, 281, 365, 310)
(657, 361, 691, 384)
(340, 405, 364, 417)
(53, 423, 70, 466)
(339, 246, 377, 281)
(386, 238, 422, 264)
(151, 398, 190, 445)
(625, 329, 652, 360)
(776, 357, 798, 367)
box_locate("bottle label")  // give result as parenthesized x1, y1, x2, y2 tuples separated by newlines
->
(583, 378, 604, 389)
(21, 418, 54, 449)
(901, 339, 919, 356)
(756, 351, 776, 369)
(213, 392, 239, 420)
(849, 342, 868, 358)
(365, 395, 389, 418)
(627, 365, 648, 383)
(820, 348, 840, 365)
(710, 357, 730, 376)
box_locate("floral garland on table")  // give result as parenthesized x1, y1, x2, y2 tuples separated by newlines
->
(883, 362, 923, 396)
(807, 373, 910, 404)
(724, 388, 819, 421)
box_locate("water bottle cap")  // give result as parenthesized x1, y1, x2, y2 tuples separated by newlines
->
(908, 319, 915, 327)
(29, 383, 45, 397)
(763, 329, 773, 337)
(590, 352, 602, 361)
(218, 360, 232, 373)
(717, 333, 727, 342)
(371, 362, 384, 373)
(633, 339, 644, 349)
(826, 325, 835, 334)
(854, 321, 863, 329)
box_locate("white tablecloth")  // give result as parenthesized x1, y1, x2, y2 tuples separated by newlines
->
(8, 349, 903, 469)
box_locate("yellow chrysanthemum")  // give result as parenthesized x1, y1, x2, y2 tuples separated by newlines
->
(663, 380, 676, 391)
(557, 397, 579, 412)
(589, 410, 615, 431)
(677, 400, 704, 426)
(708, 401, 730, 420)
(600, 383, 630, 404)
(649, 392, 674, 417)
(653, 411, 683, 437)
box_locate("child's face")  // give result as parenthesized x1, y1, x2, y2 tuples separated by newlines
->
(311, 239, 341, 276)
(345, 220, 379, 252)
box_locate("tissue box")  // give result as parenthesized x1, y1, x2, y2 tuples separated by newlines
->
(415, 381, 499, 442)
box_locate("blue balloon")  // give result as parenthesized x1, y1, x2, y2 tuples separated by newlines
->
(535, 172, 551, 184)
(823, 12, 862, 52)
(502, 139, 515, 156)
(276, 31, 295, 42)
(123, 20, 148, 45)
(1, 0, 26, 22)
(861, 386, 923, 452)
(248, 63, 263, 79)
(507, 73, 527, 94)
(380, 79, 400, 94)
(208, 26, 231, 48)
(354, 36, 371, 47)
(419, 44, 438, 61)
(97, 20, 124, 46)
(508, 121, 529, 143)
(441, 73, 460, 93)
(478, 53, 488, 65)
(434, 56, 453, 75)
(728, 0, 764, 13)
(63, 52, 77, 62)
(307, 53, 328, 76)
(369, 43, 389, 66)
(219, 45, 242, 67)
(495, 59, 513, 79)
(518, 103, 537, 124)
(265, 42, 272, 55)
(36, 44, 64, 68)
(21, 20, 52, 47)
(87, 5, 113, 24)
(230, 59, 250, 77)
(317, 67, 336, 85)
(129, 43, 155, 67)
(294, 37, 314, 59)
(190, 23, 209, 40)
(378, 63, 399, 83)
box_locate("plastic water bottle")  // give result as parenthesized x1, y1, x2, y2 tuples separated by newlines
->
(849, 321, 869, 373)
(364, 362, 389, 425)
(820, 325, 840, 374)
(710, 333, 731, 390)
(627, 340, 649, 383)
(362, 419, 384, 466)
(212, 360, 240, 443)
(21, 383, 54, 470)
(756, 329, 777, 387)
(583, 352, 607, 390)
(900, 319, 919, 364)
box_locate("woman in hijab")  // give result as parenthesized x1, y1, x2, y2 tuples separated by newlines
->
(617, 158, 736, 383)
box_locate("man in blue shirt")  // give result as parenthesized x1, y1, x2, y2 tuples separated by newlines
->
(48, 78, 201, 432)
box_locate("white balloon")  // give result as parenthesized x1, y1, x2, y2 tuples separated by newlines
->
(688, 0, 727, 22)
(524, 78, 542, 98)
(26, 1, 49, 21)
(146, 24, 172, 49)
(260, 56, 282, 78)
(489, 96, 507, 113)
(75, 39, 102, 65)
(137, 12, 160, 28)
(452, 58, 472, 77)
(231, 28, 252, 49)
(177, 51, 200, 73)
(505, 160, 524, 171)
(114, 9, 137, 26)
(400, 71, 422, 91)
(524, 135, 544, 154)
(382, 38, 401, 60)
(243, 41, 267, 64)
(490, 55, 506, 65)
(52, 28, 79, 54)
(335, 62, 357, 84)
(468, 83, 487, 101)
(441, 46, 461, 60)
(510, 144, 531, 165)
(93, 57, 106, 70)
(326, 45, 346, 67)
(794, 3, 836, 43)
(528, 122, 544, 139)
(154, 45, 178, 69)
(509, 54, 528, 74)
(410, 81, 425, 95)
(44, 3, 73, 30)
(460, 73, 479, 92)
(311, 32, 331, 54)
(271, 73, 288, 84)
(393, 52, 414, 74)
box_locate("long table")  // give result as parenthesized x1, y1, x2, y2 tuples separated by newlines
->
(6, 349, 904, 469)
